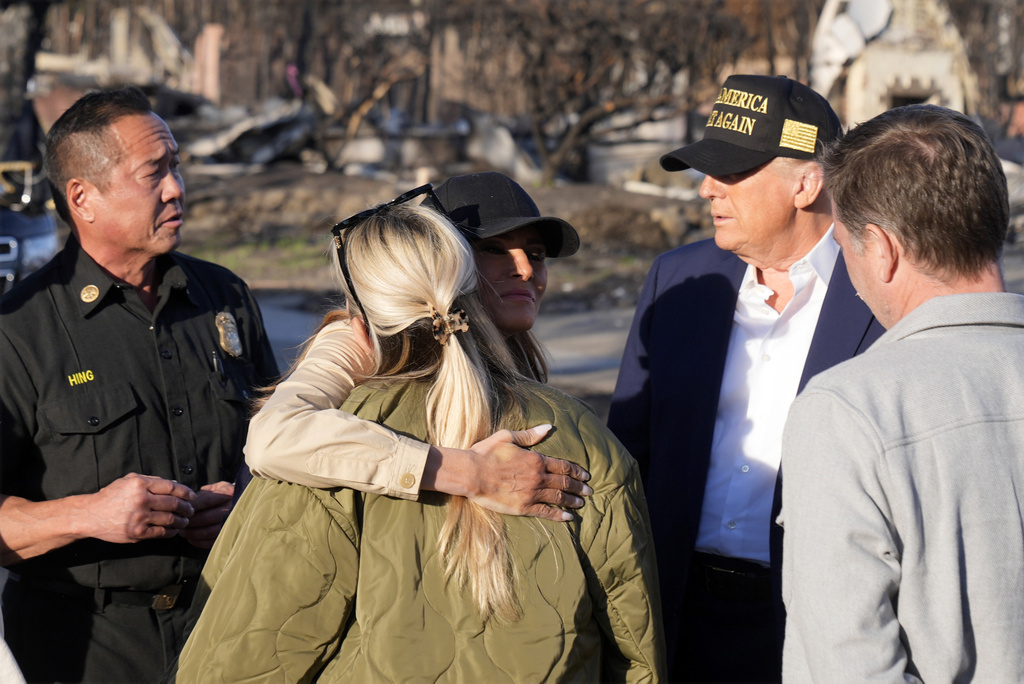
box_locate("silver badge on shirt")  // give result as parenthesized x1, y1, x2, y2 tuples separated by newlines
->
(215, 312, 243, 357)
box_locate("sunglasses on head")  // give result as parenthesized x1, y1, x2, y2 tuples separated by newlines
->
(330, 183, 442, 314)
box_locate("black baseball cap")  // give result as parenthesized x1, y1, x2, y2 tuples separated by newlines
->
(660, 75, 841, 177)
(425, 172, 580, 258)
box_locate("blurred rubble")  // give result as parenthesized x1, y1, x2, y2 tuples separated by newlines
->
(15, 1, 1024, 288)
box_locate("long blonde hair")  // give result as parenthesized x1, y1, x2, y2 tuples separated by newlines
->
(341, 203, 529, 623)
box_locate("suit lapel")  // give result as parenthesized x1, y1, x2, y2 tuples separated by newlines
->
(799, 255, 881, 392)
(676, 249, 746, 472)
(686, 250, 746, 405)
(672, 250, 746, 523)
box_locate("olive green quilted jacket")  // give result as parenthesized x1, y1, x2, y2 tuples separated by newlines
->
(175, 381, 665, 682)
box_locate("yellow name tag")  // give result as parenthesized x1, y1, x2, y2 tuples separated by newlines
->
(68, 370, 95, 386)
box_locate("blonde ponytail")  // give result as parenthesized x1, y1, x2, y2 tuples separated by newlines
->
(341, 203, 527, 623)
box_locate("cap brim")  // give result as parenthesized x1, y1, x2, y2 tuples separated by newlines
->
(464, 216, 580, 258)
(660, 138, 777, 177)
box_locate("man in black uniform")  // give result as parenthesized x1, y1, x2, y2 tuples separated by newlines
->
(0, 86, 278, 682)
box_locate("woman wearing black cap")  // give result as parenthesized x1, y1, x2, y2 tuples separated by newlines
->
(244, 172, 591, 522)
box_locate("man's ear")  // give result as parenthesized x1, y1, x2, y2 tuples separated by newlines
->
(66, 178, 96, 224)
(864, 224, 899, 284)
(793, 164, 825, 210)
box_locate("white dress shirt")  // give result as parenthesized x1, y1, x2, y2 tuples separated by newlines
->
(695, 227, 839, 565)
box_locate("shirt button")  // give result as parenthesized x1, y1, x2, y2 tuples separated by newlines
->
(762, 353, 771, 362)
(181, 464, 194, 475)
(161, 349, 173, 359)
(171, 406, 184, 416)
(87, 417, 100, 427)
(727, 520, 737, 530)
(741, 465, 750, 473)
(399, 473, 416, 489)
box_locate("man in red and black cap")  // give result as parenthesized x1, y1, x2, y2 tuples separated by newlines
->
(608, 75, 885, 681)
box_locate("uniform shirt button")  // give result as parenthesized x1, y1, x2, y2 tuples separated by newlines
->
(87, 417, 100, 427)
(172, 406, 184, 416)
(180, 464, 194, 475)
(727, 520, 737, 530)
(161, 349, 173, 359)
(741, 465, 750, 473)
(399, 473, 416, 489)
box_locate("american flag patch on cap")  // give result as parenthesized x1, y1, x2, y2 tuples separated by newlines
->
(780, 120, 818, 154)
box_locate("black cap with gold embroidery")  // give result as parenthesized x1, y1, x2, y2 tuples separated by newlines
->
(660, 74, 841, 176)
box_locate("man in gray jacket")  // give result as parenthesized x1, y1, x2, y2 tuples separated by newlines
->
(780, 104, 1024, 682)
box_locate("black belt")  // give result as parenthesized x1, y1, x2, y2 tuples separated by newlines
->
(689, 552, 772, 602)
(12, 575, 196, 611)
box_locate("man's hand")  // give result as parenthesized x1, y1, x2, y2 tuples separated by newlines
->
(180, 481, 234, 549)
(425, 424, 593, 522)
(81, 473, 195, 544)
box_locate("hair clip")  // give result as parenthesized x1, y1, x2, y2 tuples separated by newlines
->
(431, 307, 470, 346)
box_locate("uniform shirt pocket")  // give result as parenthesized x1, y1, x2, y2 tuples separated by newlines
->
(208, 357, 255, 404)
(38, 382, 140, 435)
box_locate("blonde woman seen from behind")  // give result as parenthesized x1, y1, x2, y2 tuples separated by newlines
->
(175, 202, 664, 682)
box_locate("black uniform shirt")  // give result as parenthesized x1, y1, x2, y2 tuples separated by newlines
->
(0, 236, 279, 591)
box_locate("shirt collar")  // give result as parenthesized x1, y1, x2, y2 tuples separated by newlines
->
(160, 258, 191, 298)
(738, 225, 839, 292)
(802, 224, 839, 286)
(63, 236, 195, 317)
(63, 236, 118, 317)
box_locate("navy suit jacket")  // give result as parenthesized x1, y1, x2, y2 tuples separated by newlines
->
(607, 237, 885, 669)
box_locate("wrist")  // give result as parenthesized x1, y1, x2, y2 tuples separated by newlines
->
(63, 493, 96, 541)
(422, 446, 478, 498)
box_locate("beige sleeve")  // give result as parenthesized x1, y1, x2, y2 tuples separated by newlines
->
(244, 319, 429, 499)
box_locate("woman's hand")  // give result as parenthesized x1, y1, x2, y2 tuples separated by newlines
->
(422, 425, 593, 522)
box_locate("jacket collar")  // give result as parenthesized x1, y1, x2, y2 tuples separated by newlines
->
(878, 292, 1024, 347)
